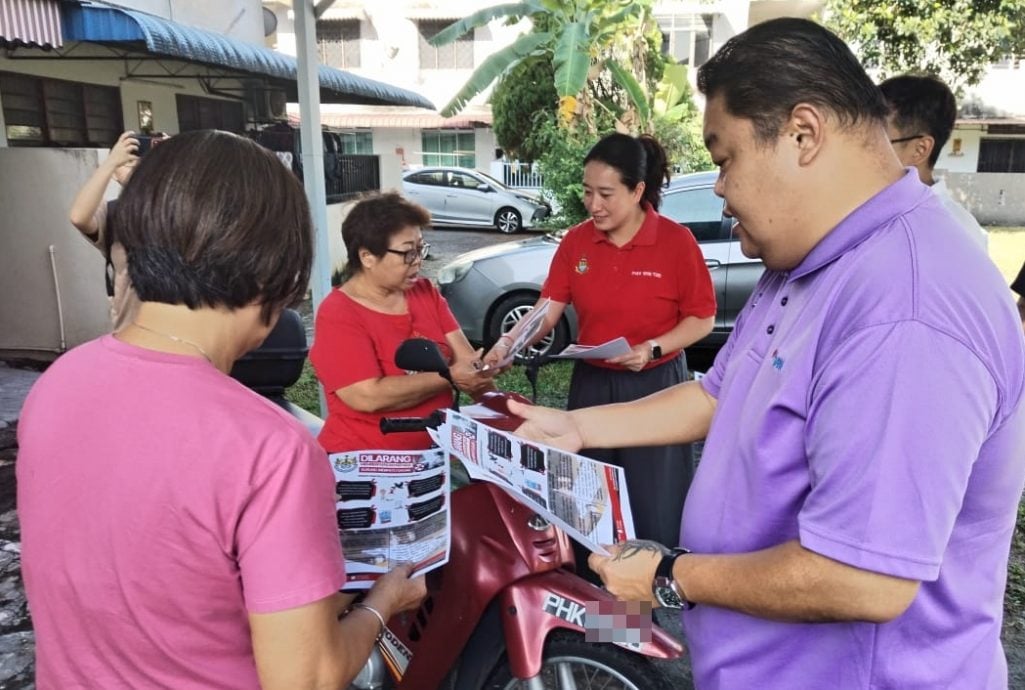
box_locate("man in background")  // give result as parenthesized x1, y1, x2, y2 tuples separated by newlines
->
(880, 74, 989, 250)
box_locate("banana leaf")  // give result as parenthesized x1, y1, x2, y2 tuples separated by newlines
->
(429, 2, 545, 46)
(553, 21, 591, 97)
(607, 59, 650, 124)
(439, 32, 552, 116)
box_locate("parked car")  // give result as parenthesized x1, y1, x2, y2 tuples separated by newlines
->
(436, 171, 765, 369)
(402, 166, 550, 234)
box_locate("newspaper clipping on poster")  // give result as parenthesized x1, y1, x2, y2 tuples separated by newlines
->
(437, 410, 635, 555)
(329, 449, 451, 590)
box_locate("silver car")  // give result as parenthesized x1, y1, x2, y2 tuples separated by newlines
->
(436, 171, 765, 367)
(402, 166, 550, 234)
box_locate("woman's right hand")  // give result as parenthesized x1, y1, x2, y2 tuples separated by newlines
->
(109, 131, 140, 169)
(450, 355, 498, 398)
(482, 336, 513, 370)
(365, 563, 427, 617)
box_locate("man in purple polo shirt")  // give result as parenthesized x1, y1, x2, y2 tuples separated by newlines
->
(510, 18, 1025, 689)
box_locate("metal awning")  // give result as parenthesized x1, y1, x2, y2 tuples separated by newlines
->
(60, 1, 434, 108)
(0, 0, 62, 48)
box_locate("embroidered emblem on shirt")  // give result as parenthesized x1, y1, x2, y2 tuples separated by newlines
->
(576, 256, 589, 274)
(771, 349, 784, 371)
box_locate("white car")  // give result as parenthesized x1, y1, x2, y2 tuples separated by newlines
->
(402, 166, 550, 234)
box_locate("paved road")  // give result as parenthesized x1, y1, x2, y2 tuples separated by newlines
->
(419, 225, 536, 282)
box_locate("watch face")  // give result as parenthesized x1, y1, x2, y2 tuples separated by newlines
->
(654, 577, 683, 609)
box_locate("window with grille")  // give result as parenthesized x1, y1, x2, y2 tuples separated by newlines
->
(978, 139, 1025, 173)
(317, 20, 361, 69)
(421, 129, 475, 168)
(176, 94, 245, 134)
(418, 20, 473, 70)
(339, 130, 373, 154)
(0, 72, 122, 147)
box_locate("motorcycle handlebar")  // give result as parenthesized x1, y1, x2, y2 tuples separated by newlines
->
(379, 410, 445, 434)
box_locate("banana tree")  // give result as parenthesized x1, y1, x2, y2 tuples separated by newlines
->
(431, 0, 656, 128)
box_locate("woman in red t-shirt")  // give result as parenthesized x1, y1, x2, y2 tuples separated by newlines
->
(311, 193, 496, 452)
(484, 133, 716, 551)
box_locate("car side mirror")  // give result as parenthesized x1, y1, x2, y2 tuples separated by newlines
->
(476, 183, 491, 193)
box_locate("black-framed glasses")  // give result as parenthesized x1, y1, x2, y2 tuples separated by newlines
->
(386, 243, 430, 264)
(890, 134, 926, 144)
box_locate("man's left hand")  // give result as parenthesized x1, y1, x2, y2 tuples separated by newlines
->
(605, 343, 652, 372)
(589, 539, 670, 604)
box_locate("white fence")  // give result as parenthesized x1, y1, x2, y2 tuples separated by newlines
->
(491, 160, 544, 190)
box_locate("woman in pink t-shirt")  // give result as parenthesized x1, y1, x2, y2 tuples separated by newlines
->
(311, 192, 497, 452)
(17, 131, 426, 689)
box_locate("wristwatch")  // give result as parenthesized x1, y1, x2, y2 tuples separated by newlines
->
(649, 340, 662, 360)
(652, 548, 694, 610)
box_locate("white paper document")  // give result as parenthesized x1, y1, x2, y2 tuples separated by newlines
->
(549, 337, 632, 360)
(436, 411, 636, 555)
(329, 449, 451, 590)
(485, 298, 551, 369)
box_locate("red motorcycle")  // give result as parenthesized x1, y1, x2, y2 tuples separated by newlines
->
(345, 338, 684, 690)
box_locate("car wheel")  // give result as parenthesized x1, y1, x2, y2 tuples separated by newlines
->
(494, 207, 522, 234)
(488, 293, 569, 359)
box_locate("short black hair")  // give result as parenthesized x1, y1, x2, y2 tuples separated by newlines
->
(584, 133, 670, 210)
(697, 18, 888, 143)
(879, 74, 957, 168)
(340, 192, 431, 281)
(110, 130, 313, 324)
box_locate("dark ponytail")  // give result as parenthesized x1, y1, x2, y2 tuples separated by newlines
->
(583, 132, 671, 210)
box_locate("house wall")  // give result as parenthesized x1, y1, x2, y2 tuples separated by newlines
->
(0, 49, 243, 135)
(937, 128, 985, 174)
(269, 5, 529, 109)
(99, 0, 265, 43)
(945, 173, 1025, 226)
(0, 148, 113, 356)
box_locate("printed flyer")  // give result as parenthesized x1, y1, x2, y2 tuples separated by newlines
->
(438, 410, 635, 555)
(329, 449, 450, 589)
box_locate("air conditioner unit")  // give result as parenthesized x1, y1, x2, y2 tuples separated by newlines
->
(247, 84, 289, 123)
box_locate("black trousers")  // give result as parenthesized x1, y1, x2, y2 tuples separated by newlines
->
(567, 356, 694, 550)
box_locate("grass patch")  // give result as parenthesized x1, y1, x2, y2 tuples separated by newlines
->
(285, 359, 575, 417)
(285, 360, 321, 415)
(493, 360, 573, 408)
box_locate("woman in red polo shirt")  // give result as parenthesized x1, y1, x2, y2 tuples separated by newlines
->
(311, 193, 495, 452)
(485, 133, 716, 549)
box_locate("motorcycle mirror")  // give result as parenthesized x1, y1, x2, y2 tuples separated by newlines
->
(395, 338, 449, 375)
(395, 338, 459, 411)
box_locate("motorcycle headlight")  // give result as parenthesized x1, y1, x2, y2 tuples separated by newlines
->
(437, 260, 473, 285)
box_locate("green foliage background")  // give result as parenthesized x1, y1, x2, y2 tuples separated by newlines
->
(823, 0, 1025, 91)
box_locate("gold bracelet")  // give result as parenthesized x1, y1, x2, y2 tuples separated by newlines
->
(352, 602, 386, 641)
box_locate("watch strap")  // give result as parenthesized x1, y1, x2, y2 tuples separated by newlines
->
(655, 548, 695, 610)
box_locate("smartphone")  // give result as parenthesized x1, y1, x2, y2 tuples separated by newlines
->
(136, 135, 153, 156)
(136, 133, 166, 154)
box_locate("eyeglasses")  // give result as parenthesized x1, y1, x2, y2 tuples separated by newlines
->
(889, 134, 926, 145)
(386, 243, 430, 264)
